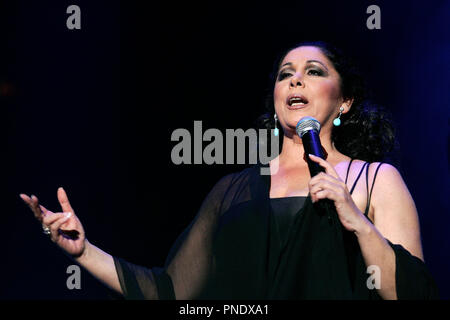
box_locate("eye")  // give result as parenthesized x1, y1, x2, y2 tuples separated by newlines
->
(277, 71, 292, 81)
(307, 69, 324, 76)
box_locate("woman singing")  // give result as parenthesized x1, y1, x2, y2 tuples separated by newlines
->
(20, 41, 438, 300)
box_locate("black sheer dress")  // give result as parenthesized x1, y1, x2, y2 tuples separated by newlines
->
(113, 160, 439, 299)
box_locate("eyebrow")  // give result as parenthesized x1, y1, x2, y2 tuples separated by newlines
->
(280, 60, 329, 72)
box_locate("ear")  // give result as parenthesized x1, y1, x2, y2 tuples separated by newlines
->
(340, 97, 354, 114)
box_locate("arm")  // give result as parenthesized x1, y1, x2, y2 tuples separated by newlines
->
(73, 239, 123, 295)
(308, 155, 431, 300)
(354, 215, 397, 299)
(354, 163, 424, 300)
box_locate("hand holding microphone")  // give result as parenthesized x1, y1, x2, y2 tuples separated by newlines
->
(296, 116, 366, 231)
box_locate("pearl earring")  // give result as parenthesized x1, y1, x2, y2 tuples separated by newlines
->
(333, 107, 345, 126)
(274, 113, 279, 136)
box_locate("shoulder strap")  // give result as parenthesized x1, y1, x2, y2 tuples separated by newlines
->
(349, 161, 369, 195)
(364, 162, 384, 216)
(344, 158, 354, 184)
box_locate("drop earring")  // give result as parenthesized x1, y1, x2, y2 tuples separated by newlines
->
(333, 107, 345, 126)
(274, 113, 279, 136)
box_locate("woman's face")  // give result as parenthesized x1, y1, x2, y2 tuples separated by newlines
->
(273, 46, 348, 135)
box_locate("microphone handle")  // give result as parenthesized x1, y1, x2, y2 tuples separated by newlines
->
(302, 130, 326, 177)
(302, 130, 335, 222)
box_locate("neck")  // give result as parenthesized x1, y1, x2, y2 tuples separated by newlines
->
(277, 126, 340, 168)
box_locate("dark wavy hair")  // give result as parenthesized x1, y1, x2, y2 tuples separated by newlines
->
(256, 41, 398, 164)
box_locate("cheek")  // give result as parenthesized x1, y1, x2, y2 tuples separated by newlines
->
(313, 79, 341, 101)
(273, 84, 284, 106)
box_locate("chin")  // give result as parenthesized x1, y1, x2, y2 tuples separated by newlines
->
(282, 121, 298, 133)
(285, 115, 307, 127)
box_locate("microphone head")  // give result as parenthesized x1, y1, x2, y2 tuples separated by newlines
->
(296, 116, 321, 138)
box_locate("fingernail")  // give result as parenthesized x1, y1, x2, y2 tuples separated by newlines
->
(64, 212, 72, 218)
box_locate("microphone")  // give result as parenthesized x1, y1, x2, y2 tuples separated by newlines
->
(296, 116, 334, 220)
(295, 116, 326, 177)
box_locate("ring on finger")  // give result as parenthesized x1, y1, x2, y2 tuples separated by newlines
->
(42, 225, 51, 235)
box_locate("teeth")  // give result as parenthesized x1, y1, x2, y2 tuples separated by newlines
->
(291, 102, 305, 106)
(289, 97, 306, 105)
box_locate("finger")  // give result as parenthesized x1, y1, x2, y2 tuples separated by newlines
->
(310, 180, 342, 203)
(57, 187, 74, 214)
(19, 193, 33, 208)
(49, 213, 72, 240)
(309, 172, 345, 189)
(19, 194, 34, 211)
(314, 189, 338, 202)
(308, 154, 340, 179)
(39, 204, 51, 217)
(19, 193, 31, 203)
(20, 194, 43, 220)
(310, 179, 342, 195)
(43, 211, 71, 227)
(31, 195, 48, 221)
(31, 195, 40, 211)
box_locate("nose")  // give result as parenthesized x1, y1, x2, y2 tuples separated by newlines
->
(290, 72, 304, 88)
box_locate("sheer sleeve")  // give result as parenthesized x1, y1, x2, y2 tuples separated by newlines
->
(113, 172, 238, 300)
(389, 242, 440, 299)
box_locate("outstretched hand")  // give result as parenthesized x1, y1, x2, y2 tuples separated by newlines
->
(20, 187, 86, 258)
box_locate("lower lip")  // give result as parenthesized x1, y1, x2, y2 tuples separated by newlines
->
(287, 104, 308, 110)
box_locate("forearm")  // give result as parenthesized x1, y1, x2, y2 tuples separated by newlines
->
(354, 217, 397, 300)
(73, 239, 123, 295)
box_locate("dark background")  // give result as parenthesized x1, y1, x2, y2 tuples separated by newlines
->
(1, 1, 449, 299)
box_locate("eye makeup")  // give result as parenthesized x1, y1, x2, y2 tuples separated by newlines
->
(277, 62, 328, 81)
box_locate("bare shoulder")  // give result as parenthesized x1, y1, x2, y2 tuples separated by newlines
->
(373, 161, 402, 178)
(369, 162, 409, 203)
(366, 161, 413, 215)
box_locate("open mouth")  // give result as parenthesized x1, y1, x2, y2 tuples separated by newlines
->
(287, 94, 309, 109)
